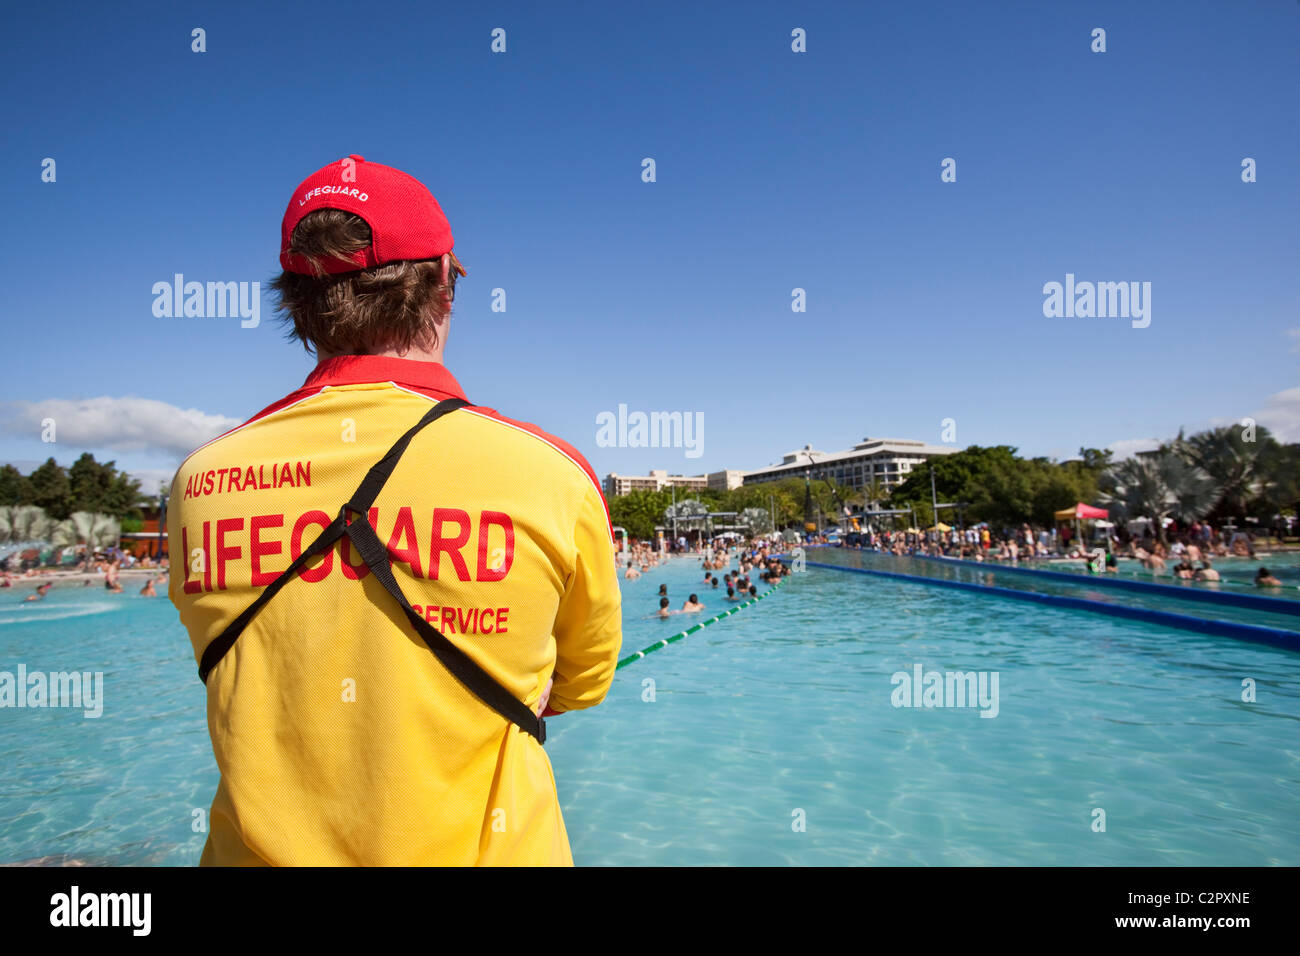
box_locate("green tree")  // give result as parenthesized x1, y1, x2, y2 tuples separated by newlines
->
(27, 458, 74, 520)
(1077, 447, 1113, 472)
(106, 470, 146, 520)
(607, 489, 673, 541)
(1256, 441, 1300, 519)
(731, 479, 803, 531)
(68, 453, 145, 520)
(1031, 463, 1097, 527)
(891, 446, 1028, 526)
(69, 453, 113, 514)
(0, 465, 32, 506)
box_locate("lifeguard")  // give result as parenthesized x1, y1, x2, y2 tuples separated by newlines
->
(168, 156, 622, 866)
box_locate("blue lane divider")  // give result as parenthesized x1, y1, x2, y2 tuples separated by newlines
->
(802, 559, 1300, 652)
(907, 552, 1300, 617)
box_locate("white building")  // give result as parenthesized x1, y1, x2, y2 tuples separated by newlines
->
(603, 470, 709, 498)
(707, 469, 747, 492)
(742, 438, 958, 492)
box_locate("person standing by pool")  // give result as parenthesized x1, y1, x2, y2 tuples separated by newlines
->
(168, 156, 622, 866)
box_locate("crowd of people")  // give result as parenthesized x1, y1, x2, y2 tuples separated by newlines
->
(618, 541, 666, 579)
(1, 549, 169, 600)
(835, 519, 1289, 588)
(616, 535, 793, 618)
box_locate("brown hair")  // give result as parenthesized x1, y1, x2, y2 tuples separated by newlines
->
(270, 209, 461, 356)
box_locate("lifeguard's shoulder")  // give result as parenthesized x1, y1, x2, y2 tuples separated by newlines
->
(459, 403, 606, 504)
(171, 385, 608, 520)
(169, 385, 327, 491)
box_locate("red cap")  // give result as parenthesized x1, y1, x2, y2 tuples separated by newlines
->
(280, 155, 465, 276)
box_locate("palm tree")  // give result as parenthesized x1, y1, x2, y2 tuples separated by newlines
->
(665, 499, 709, 539)
(853, 479, 890, 528)
(0, 505, 54, 543)
(810, 480, 845, 529)
(1161, 455, 1221, 525)
(0, 505, 56, 569)
(1174, 425, 1265, 521)
(1100, 450, 1221, 542)
(738, 506, 773, 535)
(52, 511, 120, 567)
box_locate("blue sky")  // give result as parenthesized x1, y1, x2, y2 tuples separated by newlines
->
(2, 0, 1297, 494)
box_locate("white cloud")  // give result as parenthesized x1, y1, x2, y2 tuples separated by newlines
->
(0, 397, 242, 460)
(1106, 437, 1162, 460)
(1287, 328, 1300, 353)
(128, 468, 180, 496)
(1110, 386, 1300, 450)
(1252, 387, 1300, 443)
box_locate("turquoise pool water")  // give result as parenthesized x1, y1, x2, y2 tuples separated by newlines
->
(1, 554, 1298, 865)
(839, 551, 1300, 634)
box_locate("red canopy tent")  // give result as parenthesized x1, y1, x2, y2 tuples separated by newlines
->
(1054, 502, 1110, 550)
(1055, 502, 1108, 521)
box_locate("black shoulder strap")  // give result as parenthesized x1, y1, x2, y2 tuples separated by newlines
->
(197, 397, 546, 744)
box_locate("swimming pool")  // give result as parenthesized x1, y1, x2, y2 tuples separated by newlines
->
(1, 554, 1297, 866)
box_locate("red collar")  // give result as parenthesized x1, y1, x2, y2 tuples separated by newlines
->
(303, 355, 468, 401)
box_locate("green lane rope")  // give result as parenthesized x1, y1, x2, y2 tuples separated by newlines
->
(615, 578, 785, 670)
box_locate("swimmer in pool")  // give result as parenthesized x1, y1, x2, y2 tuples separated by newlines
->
(657, 597, 673, 618)
(1194, 560, 1220, 583)
(140, 576, 159, 597)
(23, 582, 53, 602)
(681, 594, 705, 612)
(1255, 568, 1283, 588)
(725, 586, 739, 602)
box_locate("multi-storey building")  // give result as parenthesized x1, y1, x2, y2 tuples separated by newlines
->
(742, 438, 958, 492)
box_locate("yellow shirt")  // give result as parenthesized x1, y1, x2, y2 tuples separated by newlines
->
(168, 355, 622, 865)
